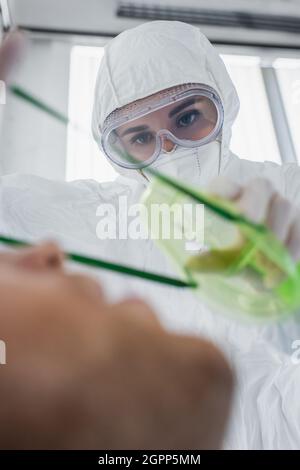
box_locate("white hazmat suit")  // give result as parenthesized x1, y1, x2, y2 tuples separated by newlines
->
(1, 21, 300, 449)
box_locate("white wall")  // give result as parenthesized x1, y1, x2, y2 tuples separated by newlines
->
(0, 37, 71, 180)
(0, 20, 5, 167)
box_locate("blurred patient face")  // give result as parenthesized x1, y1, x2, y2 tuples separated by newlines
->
(0, 243, 233, 450)
(0, 242, 154, 343)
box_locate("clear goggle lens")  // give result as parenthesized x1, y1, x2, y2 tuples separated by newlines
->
(102, 88, 223, 169)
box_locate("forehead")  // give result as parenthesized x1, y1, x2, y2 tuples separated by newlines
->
(123, 83, 202, 109)
(117, 98, 203, 136)
(105, 83, 207, 127)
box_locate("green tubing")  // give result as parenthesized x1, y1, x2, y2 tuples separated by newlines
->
(9, 84, 69, 125)
(0, 234, 197, 289)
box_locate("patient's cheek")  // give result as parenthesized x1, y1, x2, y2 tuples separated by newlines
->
(0, 252, 18, 266)
(45, 275, 107, 323)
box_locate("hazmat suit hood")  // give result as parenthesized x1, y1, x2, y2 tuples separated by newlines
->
(92, 21, 240, 183)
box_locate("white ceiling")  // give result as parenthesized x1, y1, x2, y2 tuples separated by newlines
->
(125, 0, 300, 15)
(4, 0, 300, 47)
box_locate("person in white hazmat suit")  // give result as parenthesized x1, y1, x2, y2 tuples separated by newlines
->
(1, 21, 300, 449)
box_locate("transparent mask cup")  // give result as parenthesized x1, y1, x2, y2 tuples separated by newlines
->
(141, 173, 300, 322)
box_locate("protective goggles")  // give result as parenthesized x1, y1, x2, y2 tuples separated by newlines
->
(101, 84, 224, 170)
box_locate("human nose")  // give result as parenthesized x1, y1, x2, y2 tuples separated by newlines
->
(162, 137, 176, 153)
(15, 242, 64, 271)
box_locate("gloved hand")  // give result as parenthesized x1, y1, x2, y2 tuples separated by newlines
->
(208, 176, 300, 262)
(0, 30, 24, 82)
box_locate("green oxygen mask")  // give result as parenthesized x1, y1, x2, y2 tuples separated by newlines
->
(141, 169, 300, 322)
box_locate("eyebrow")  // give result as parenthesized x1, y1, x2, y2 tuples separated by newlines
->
(121, 125, 149, 137)
(120, 98, 199, 136)
(168, 98, 197, 118)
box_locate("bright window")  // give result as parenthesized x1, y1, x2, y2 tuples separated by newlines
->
(66, 46, 117, 182)
(274, 58, 300, 162)
(221, 54, 281, 164)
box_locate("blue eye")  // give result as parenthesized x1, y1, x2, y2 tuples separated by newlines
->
(130, 132, 155, 145)
(177, 110, 200, 127)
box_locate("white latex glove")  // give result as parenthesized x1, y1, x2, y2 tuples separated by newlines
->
(207, 176, 300, 262)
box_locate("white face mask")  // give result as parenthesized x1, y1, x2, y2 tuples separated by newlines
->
(141, 141, 222, 188)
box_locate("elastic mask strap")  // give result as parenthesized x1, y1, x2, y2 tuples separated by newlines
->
(217, 133, 223, 175)
(139, 169, 150, 183)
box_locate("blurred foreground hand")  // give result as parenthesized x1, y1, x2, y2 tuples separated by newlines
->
(208, 176, 300, 262)
(0, 30, 24, 82)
